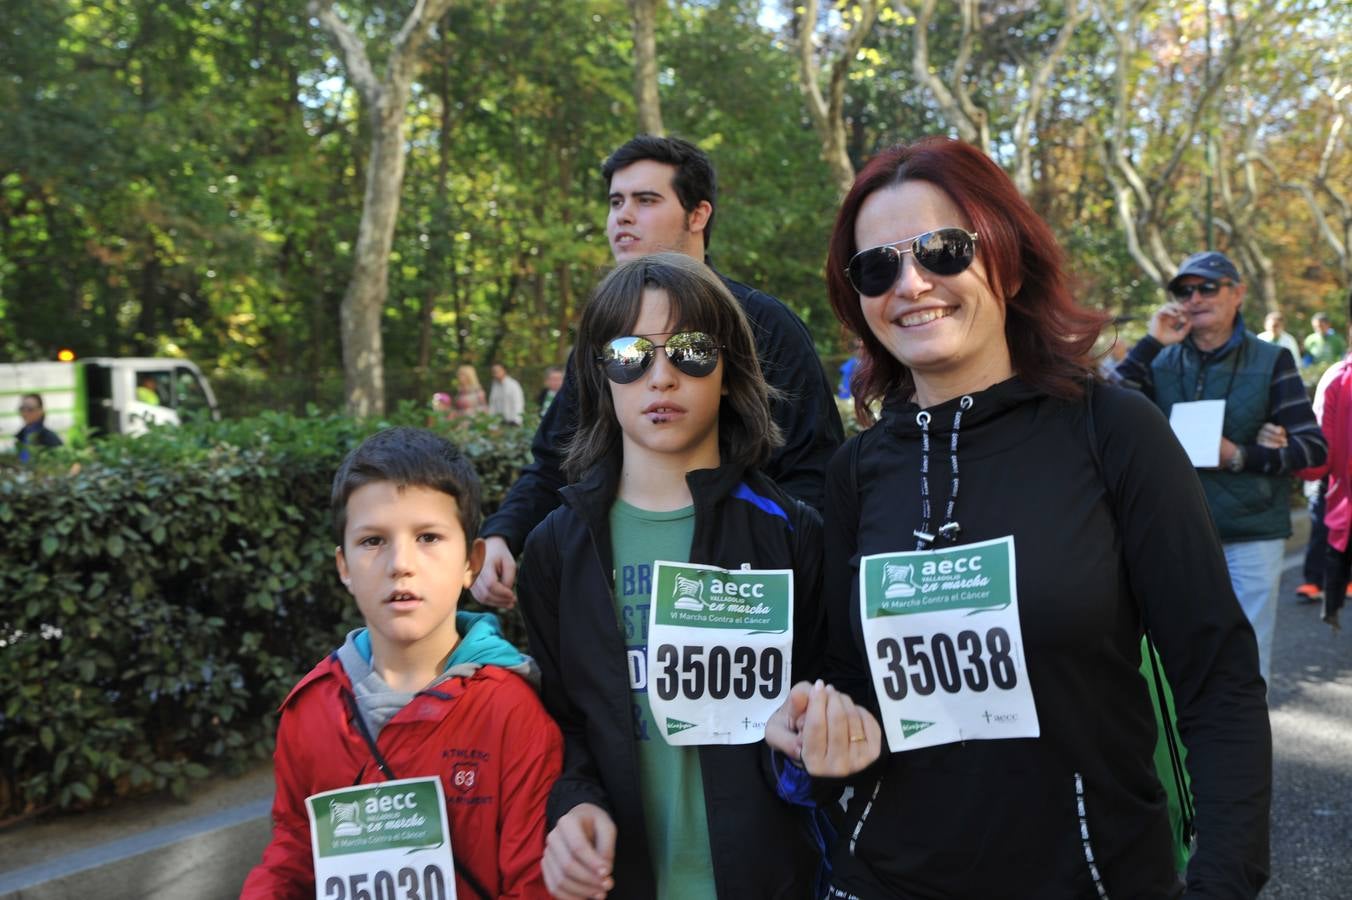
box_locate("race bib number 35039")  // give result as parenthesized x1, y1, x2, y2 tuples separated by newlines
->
(307, 776, 457, 900)
(646, 561, 793, 746)
(859, 536, 1039, 752)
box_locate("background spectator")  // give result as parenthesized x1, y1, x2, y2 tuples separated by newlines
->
(536, 366, 563, 414)
(488, 363, 524, 425)
(451, 365, 487, 417)
(837, 337, 862, 400)
(16, 393, 62, 463)
(136, 374, 163, 405)
(1258, 311, 1302, 369)
(1303, 311, 1346, 371)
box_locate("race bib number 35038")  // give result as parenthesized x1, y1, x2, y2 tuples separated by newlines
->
(859, 536, 1039, 752)
(646, 561, 793, 745)
(307, 776, 457, 900)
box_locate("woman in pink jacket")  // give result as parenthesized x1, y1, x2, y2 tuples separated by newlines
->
(1302, 298, 1352, 630)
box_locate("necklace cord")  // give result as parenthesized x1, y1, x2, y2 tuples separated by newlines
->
(913, 396, 972, 550)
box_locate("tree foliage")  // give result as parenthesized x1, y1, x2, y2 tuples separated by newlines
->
(2, 0, 1349, 399)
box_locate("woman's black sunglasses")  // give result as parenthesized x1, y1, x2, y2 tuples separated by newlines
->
(596, 332, 723, 384)
(845, 227, 979, 296)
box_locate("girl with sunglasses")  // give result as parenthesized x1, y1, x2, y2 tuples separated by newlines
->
(517, 252, 825, 899)
(765, 138, 1270, 898)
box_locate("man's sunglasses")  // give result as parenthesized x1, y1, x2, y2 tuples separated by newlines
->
(1168, 280, 1234, 300)
(596, 332, 722, 384)
(845, 227, 980, 296)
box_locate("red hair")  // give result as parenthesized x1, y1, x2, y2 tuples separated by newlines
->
(826, 137, 1108, 424)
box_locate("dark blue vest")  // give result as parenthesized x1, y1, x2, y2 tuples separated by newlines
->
(1152, 329, 1290, 542)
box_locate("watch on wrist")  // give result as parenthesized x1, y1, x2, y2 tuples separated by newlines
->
(1227, 446, 1245, 473)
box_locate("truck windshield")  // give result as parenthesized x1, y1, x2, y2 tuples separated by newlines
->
(174, 366, 211, 415)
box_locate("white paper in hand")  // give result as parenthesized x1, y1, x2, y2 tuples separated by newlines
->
(1169, 399, 1226, 468)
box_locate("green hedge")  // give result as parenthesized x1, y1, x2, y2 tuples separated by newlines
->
(0, 407, 533, 819)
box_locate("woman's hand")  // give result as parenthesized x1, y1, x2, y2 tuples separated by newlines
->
(542, 803, 616, 899)
(801, 681, 883, 776)
(767, 679, 883, 777)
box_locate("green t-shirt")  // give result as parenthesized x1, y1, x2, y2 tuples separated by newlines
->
(609, 499, 717, 899)
(1305, 329, 1347, 367)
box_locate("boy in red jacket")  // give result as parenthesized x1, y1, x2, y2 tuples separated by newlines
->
(242, 427, 562, 899)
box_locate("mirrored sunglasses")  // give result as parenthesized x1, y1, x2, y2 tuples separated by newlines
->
(1168, 280, 1233, 300)
(596, 332, 722, 384)
(846, 227, 980, 296)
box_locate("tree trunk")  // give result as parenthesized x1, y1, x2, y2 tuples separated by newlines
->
(630, 0, 663, 134)
(1011, 0, 1087, 197)
(1255, 93, 1350, 288)
(311, 0, 456, 417)
(1090, 0, 1266, 288)
(340, 109, 407, 417)
(555, 263, 574, 361)
(909, 0, 988, 153)
(417, 35, 455, 396)
(794, 0, 878, 195)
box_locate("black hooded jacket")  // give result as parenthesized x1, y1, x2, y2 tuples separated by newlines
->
(517, 458, 825, 898)
(822, 378, 1270, 900)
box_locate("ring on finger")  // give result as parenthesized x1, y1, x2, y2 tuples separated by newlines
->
(849, 734, 865, 743)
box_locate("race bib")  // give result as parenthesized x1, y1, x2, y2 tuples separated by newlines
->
(307, 776, 458, 900)
(646, 561, 793, 745)
(859, 536, 1039, 752)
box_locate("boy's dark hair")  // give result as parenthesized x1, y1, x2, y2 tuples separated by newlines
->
(21, 393, 43, 410)
(601, 135, 717, 249)
(564, 252, 781, 480)
(330, 427, 482, 546)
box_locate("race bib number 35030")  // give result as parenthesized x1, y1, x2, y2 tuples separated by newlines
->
(646, 561, 793, 746)
(307, 776, 457, 900)
(859, 536, 1039, 752)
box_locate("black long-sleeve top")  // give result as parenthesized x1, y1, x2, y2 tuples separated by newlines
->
(821, 378, 1270, 899)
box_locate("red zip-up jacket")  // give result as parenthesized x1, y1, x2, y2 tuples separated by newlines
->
(241, 654, 562, 899)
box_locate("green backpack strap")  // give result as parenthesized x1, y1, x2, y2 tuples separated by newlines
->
(1084, 379, 1195, 873)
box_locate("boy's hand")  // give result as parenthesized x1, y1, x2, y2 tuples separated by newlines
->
(543, 803, 616, 899)
(798, 680, 882, 777)
(471, 536, 518, 609)
(1256, 423, 1287, 449)
(764, 681, 813, 762)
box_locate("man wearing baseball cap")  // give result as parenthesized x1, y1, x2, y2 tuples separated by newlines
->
(1112, 250, 1326, 685)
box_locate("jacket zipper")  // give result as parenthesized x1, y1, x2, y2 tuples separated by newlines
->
(1075, 771, 1111, 899)
(848, 776, 884, 856)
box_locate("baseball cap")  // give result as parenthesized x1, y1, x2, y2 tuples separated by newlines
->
(1167, 251, 1242, 292)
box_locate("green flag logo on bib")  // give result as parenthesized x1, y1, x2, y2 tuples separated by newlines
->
(900, 719, 935, 739)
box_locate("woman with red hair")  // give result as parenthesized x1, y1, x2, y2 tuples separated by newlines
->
(766, 138, 1270, 897)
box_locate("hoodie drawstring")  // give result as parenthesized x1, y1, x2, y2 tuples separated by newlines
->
(913, 395, 973, 551)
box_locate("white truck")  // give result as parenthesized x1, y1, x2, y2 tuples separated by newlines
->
(1, 357, 219, 450)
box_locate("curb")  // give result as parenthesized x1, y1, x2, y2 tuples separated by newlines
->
(0, 800, 270, 900)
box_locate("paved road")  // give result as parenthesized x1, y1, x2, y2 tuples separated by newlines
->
(1266, 554, 1352, 898)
